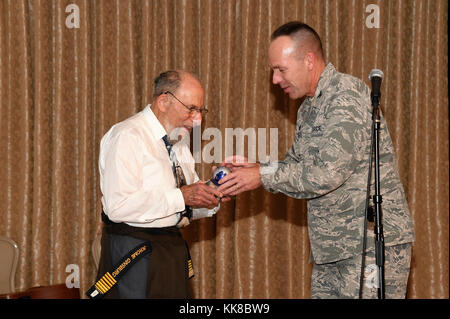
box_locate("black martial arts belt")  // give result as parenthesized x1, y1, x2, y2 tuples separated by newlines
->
(86, 241, 152, 299)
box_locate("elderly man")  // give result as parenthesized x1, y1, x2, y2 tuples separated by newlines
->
(218, 21, 414, 299)
(95, 70, 227, 298)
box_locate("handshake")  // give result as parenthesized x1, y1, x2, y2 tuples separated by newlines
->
(180, 155, 262, 209)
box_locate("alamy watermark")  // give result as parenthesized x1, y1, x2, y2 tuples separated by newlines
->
(365, 4, 380, 29)
(65, 3, 381, 30)
(168, 122, 279, 165)
(65, 4, 80, 29)
(65, 264, 80, 288)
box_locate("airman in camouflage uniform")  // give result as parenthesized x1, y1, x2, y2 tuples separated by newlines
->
(218, 21, 414, 299)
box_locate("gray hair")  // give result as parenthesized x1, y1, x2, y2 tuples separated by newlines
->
(153, 70, 182, 97)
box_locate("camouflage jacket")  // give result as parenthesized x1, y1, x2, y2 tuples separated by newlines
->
(260, 63, 415, 264)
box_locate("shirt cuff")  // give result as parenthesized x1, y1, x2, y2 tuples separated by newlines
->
(192, 203, 220, 220)
(259, 162, 279, 193)
(260, 162, 278, 175)
(164, 188, 186, 214)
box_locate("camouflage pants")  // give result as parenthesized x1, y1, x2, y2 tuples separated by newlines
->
(311, 243, 412, 299)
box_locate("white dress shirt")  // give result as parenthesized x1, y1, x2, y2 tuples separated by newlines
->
(99, 105, 218, 228)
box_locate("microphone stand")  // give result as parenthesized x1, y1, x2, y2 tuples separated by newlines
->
(370, 89, 385, 299)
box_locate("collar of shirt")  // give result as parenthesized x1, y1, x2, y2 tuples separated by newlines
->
(312, 62, 336, 101)
(142, 104, 168, 141)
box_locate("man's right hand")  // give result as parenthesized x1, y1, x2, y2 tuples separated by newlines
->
(180, 181, 224, 209)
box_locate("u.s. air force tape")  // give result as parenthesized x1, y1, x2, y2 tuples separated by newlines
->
(86, 241, 151, 299)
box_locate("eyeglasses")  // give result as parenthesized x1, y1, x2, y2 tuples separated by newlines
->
(163, 91, 208, 116)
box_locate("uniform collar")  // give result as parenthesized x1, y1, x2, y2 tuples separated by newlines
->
(312, 63, 336, 100)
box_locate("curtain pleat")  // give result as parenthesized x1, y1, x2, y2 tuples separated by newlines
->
(0, 0, 447, 299)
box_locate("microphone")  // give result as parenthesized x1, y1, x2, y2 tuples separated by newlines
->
(368, 69, 384, 106)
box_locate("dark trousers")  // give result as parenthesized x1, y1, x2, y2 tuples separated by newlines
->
(96, 218, 192, 299)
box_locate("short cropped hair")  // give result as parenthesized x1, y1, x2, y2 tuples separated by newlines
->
(153, 70, 182, 97)
(271, 21, 324, 59)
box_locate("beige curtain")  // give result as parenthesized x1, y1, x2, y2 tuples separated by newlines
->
(0, 0, 447, 299)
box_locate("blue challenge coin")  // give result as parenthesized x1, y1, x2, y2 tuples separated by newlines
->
(211, 167, 231, 186)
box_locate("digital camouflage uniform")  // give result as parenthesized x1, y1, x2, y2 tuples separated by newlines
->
(260, 63, 415, 298)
